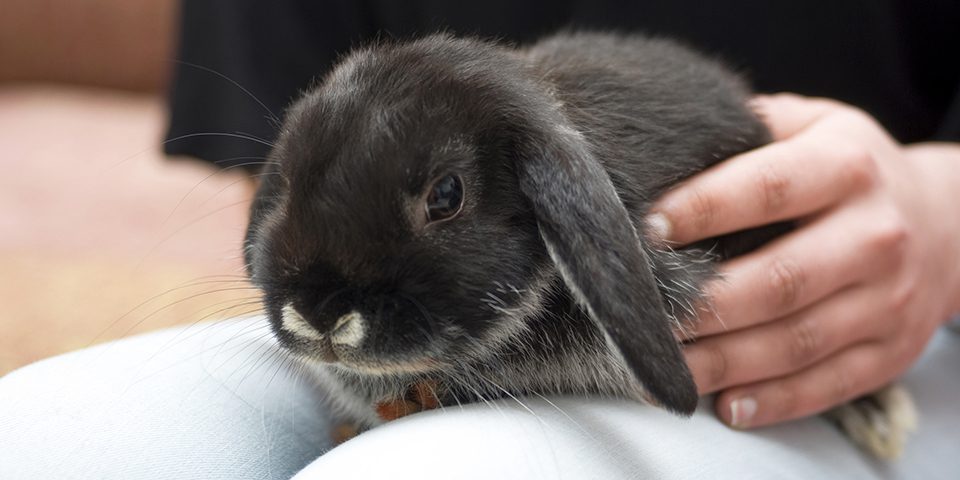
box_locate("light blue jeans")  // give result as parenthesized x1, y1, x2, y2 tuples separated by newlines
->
(1, 316, 956, 479)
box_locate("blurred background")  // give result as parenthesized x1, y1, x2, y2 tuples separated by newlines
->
(0, 0, 257, 375)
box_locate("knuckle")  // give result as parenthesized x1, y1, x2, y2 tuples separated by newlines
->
(835, 142, 878, 190)
(688, 186, 719, 234)
(797, 94, 840, 111)
(702, 343, 730, 388)
(826, 362, 854, 405)
(756, 163, 791, 216)
(787, 316, 823, 366)
(830, 106, 890, 143)
(833, 104, 875, 127)
(889, 276, 919, 315)
(770, 382, 799, 420)
(869, 210, 910, 267)
(767, 256, 805, 312)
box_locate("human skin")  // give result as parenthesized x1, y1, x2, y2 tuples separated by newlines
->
(646, 93, 960, 429)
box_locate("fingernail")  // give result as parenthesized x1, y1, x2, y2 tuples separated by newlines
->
(729, 397, 757, 428)
(645, 213, 671, 241)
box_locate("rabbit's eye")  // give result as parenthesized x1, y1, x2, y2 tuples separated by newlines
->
(426, 174, 464, 223)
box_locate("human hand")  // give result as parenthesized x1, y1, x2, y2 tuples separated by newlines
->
(647, 93, 960, 429)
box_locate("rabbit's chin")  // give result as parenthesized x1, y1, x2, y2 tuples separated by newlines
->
(327, 355, 446, 377)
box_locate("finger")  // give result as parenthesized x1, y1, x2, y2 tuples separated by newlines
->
(750, 93, 838, 141)
(712, 342, 891, 428)
(689, 203, 897, 338)
(648, 124, 877, 245)
(684, 284, 882, 395)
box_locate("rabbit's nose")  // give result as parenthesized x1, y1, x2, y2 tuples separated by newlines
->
(281, 303, 326, 341)
(331, 310, 366, 347)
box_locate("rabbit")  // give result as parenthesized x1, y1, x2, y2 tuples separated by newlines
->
(243, 32, 914, 458)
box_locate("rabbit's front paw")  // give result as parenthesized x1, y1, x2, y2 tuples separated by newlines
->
(824, 383, 917, 459)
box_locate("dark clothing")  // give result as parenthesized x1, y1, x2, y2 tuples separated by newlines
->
(164, 1, 960, 170)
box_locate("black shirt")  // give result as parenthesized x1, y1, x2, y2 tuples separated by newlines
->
(164, 0, 960, 170)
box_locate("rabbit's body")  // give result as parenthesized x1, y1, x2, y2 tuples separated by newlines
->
(521, 32, 775, 318)
(245, 32, 913, 457)
(525, 33, 768, 206)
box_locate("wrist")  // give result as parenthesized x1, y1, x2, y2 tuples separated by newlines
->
(904, 142, 960, 320)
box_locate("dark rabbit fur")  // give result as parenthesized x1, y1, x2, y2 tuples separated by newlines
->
(244, 32, 913, 455)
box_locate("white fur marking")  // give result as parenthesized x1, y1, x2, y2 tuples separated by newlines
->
(542, 236, 594, 318)
(331, 311, 366, 347)
(281, 304, 325, 341)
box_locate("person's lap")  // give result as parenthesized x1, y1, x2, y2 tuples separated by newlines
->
(0, 318, 335, 479)
(0, 316, 956, 479)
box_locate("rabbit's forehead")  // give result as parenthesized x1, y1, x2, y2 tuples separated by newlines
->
(319, 122, 474, 193)
(290, 63, 487, 190)
(277, 135, 473, 245)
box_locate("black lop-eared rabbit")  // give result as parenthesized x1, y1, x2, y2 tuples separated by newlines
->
(245, 32, 914, 459)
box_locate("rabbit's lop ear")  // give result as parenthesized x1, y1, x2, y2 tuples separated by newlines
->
(516, 124, 698, 415)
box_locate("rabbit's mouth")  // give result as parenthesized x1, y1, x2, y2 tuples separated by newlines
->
(276, 301, 452, 374)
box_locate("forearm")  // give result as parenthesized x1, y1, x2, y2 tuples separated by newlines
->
(0, 0, 176, 92)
